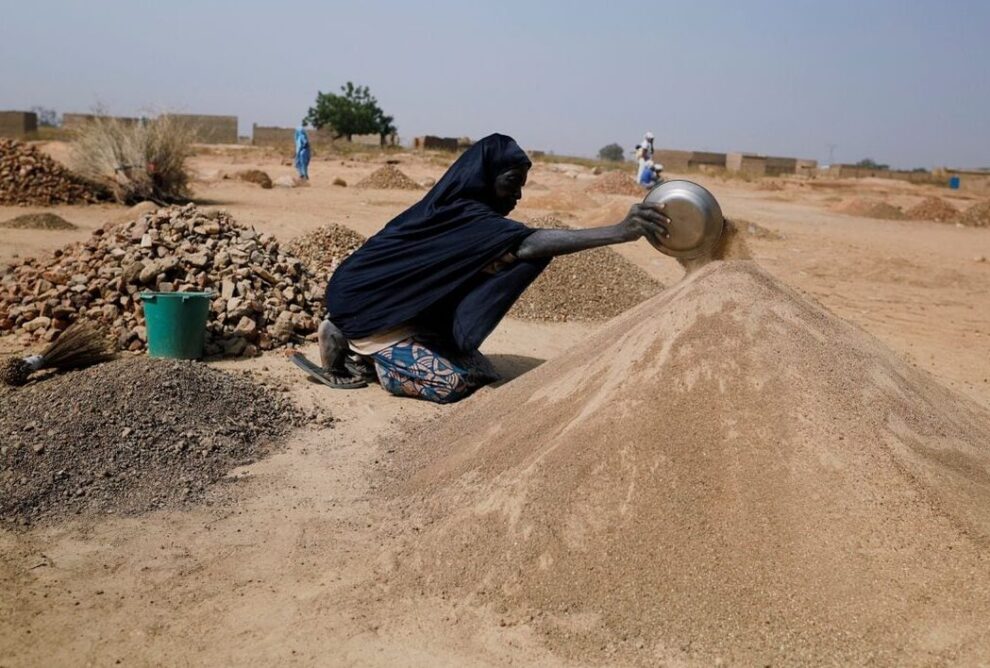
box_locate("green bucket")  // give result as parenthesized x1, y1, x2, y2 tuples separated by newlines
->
(139, 291, 213, 359)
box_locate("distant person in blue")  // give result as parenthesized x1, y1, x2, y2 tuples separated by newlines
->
(314, 133, 671, 403)
(294, 127, 311, 181)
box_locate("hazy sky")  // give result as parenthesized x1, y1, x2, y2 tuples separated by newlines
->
(2, 0, 987, 168)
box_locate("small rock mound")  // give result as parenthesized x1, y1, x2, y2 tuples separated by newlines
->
(332, 177, 347, 187)
(0, 357, 301, 527)
(955, 200, 990, 228)
(905, 196, 959, 222)
(835, 197, 905, 220)
(355, 165, 421, 190)
(585, 171, 644, 196)
(0, 139, 101, 206)
(0, 212, 78, 230)
(236, 169, 273, 189)
(508, 216, 663, 322)
(0, 204, 325, 357)
(286, 224, 367, 279)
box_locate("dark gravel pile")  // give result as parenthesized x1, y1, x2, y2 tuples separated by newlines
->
(0, 212, 78, 230)
(508, 216, 664, 322)
(0, 357, 301, 527)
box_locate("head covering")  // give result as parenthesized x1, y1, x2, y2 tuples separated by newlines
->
(644, 131, 654, 141)
(295, 127, 309, 150)
(327, 133, 534, 340)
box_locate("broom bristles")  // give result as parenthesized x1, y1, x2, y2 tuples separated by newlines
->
(40, 320, 117, 370)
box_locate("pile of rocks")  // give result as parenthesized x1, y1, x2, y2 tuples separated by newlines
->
(235, 169, 273, 189)
(0, 204, 326, 357)
(0, 357, 301, 526)
(355, 165, 421, 190)
(285, 224, 367, 280)
(509, 216, 664, 322)
(585, 170, 645, 196)
(905, 196, 958, 222)
(0, 139, 101, 206)
(0, 212, 78, 230)
(835, 198, 906, 220)
(956, 200, 990, 228)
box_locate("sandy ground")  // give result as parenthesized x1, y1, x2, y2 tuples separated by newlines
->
(2, 144, 989, 666)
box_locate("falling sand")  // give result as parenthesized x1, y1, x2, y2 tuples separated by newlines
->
(384, 257, 990, 665)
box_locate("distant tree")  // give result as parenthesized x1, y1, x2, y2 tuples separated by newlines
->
(598, 142, 625, 162)
(305, 82, 396, 142)
(855, 157, 889, 170)
(31, 106, 60, 127)
(911, 167, 929, 173)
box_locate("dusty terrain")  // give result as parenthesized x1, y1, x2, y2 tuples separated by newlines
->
(2, 143, 989, 666)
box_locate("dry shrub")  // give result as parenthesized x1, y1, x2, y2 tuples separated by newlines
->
(69, 114, 194, 204)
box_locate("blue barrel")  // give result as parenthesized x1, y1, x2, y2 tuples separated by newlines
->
(949, 176, 961, 190)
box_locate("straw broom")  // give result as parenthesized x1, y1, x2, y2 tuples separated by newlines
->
(1, 320, 117, 387)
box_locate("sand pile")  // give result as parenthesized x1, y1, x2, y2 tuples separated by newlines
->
(835, 197, 906, 220)
(387, 261, 990, 665)
(0, 139, 101, 206)
(585, 170, 644, 196)
(905, 196, 958, 222)
(0, 212, 77, 230)
(508, 216, 663, 321)
(355, 165, 421, 190)
(286, 224, 367, 279)
(235, 169, 273, 189)
(955, 200, 990, 228)
(0, 357, 300, 527)
(0, 204, 325, 356)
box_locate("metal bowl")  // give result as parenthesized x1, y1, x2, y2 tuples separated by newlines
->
(643, 180, 724, 259)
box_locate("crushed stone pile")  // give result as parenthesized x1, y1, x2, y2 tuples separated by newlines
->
(286, 224, 367, 280)
(835, 197, 906, 220)
(0, 139, 101, 206)
(508, 216, 663, 321)
(386, 260, 990, 666)
(235, 169, 273, 189)
(0, 212, 77, 230)
(955, 200, 990, 228)
(0, 204, 325, 357)
(585, 170, 644, 196)
(355, 165, 421, 190)
(905, 196, 958, 222)
(0, 357, 300, 527)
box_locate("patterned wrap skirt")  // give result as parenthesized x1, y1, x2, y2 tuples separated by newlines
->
(371, 338, 498, 404)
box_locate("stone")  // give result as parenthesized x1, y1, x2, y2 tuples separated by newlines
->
(23, 316, 51, 332)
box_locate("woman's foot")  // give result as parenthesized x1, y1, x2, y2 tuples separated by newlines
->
(318, 319, 366, 387)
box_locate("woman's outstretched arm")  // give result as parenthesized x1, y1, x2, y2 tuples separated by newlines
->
(515, 203, 670, 260)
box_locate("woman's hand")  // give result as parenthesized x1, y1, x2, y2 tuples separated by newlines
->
(617, 203, 671, 251)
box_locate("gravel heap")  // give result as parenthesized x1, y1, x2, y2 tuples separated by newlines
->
(835, 198, 906, 220)
(0, 212, 78, 230)
(0, 139, 101, 206)
(508, 216, 663, 322)
(0, 204, 325, 357)
(355, 165, 421, 190)
(955, 200, 990, 228)
(585, 170, 645, 196)
(387, 261, 990, 665)
(285, 224, 366, 280)
(236, 169, 273, 189)
(905, 196, 959, 222)
(0, 357, 301, 526)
